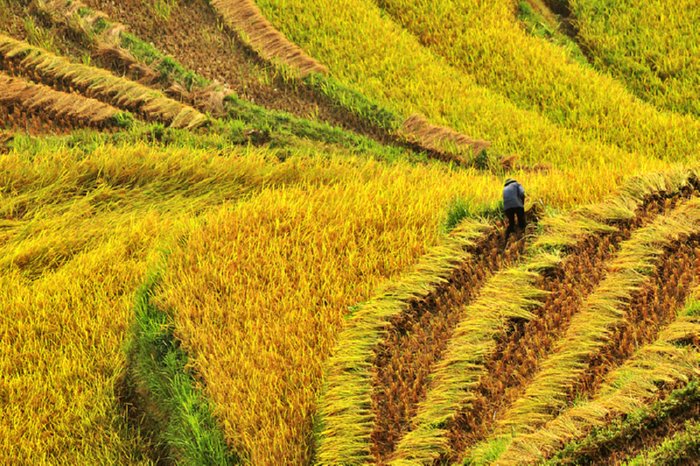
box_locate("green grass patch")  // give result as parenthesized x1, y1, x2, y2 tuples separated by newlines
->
(125, 272, 242, 464)
(626, 420, 700, 465)
(444, 197, 503, 232)
(120, 32, 207, 89)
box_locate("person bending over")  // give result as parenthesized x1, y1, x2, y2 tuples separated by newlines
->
(503, 178, 526, 243)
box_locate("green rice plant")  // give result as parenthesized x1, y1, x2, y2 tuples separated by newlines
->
(515, 0, 588, 66)
(22, 16, 57, 53)
(152, 0, 177, 21)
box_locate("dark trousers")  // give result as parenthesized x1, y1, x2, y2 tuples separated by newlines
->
(505, 207, 526, 241)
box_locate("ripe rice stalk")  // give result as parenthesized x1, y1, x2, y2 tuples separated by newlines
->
(209, 0, 328, 76)
(0, 72, 125, 130)
(399, 114, 491, 167)
(33, 0, 156, 82)
(495, 303, 700, 464)
(389, 265, 546, 465)
(571, 0, 700, 118)
(314, 220, 488, 465)
(0, 33, 208, 129)
(572, 240, 699, 397)
(389, 218, 616, 465)
(475, 198, 700, 460)
(445, 177, 700, 461)
(374, 0, 700, 164)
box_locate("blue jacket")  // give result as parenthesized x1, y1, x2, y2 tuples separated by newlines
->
(503, 180, 525, 210)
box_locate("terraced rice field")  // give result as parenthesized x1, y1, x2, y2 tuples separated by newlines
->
(0, 0, 698, 465)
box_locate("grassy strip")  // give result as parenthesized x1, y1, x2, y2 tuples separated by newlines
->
(302, 73, 402, 133)
(222, 94, 419, 161)
(625, 420, 700, 465)
(0, 33, 207, 129)
(5, 115, 427, 169)
(391, 169, 699, 464)
(495, 298, 700, 464)
(313, 220, 489, 465)
(119, 32, 207, 91)
(127, 273, 241, 464)
(547, 380, 700, 465)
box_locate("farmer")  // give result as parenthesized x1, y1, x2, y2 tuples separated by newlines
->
(503, 178, 526, 243)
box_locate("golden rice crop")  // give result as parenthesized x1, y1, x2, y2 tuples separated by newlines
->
(571, 0, 700, 117)
(464, 197, 700, 464)
(2, 2, 699, 464)
(252, 0, 698, 179)
(149, 161, 696, 465)
(209, 0, 327, 76)
(2, 139, 460, 463)
(152, 164, 501, 465)
(374, 0, 700, 163)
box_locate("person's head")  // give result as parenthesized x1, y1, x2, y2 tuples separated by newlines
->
(504, 178, 516, 187)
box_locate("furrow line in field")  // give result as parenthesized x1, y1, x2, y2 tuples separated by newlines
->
(209, 0, 327, 76)
(370, 224, 530, 462)
(547, 379, 700, 465)
(314, 220, 491, 465)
